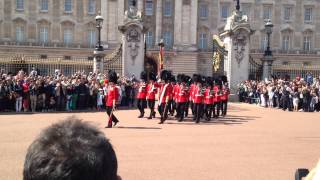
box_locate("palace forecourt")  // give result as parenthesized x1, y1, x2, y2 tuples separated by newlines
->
(0, 103, 320, 180)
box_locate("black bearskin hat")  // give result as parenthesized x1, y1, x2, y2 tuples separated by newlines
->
(108, 70, 118, 84)
(177, 74, 183, 83)
(220, 75, 228, 85)
(140, 71, 147, 81)
(194, 74, 202, 83)
(206, 76, 213, 87)
(160, 70, 171, 82)
(170, 74, 176, 83)
(148, 72, 157, 81)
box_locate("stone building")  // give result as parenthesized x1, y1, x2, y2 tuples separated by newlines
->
(1, 0, 320, 77)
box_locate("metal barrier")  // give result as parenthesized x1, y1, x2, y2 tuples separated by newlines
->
(273, 64, 320, 79)
(0, 55, 93, 76)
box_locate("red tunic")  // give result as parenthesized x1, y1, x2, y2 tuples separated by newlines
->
(146, 83, 157, 100)
(213, 85, 222, 102)
(106, 85, 119, 107)
(177, 85, 189, 103)
(221, 87, 230, 101)
(173, 84, 180, 101)
(167, 83, 174, 100)
(189, 84, 195, 101)
(159, 83, 171, 104)
(204, 88, 213, 104)
(136, 82, 147, 99)
(193, 86, 204, 104)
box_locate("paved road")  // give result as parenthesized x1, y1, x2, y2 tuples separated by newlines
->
(0, 103, 320, 180)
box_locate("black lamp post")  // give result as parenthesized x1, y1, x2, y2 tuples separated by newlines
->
(95, 13, 104, 51)
(93, 13, 104, 73)
(264, 19, 273, 56)
(262, 19, 274, 80)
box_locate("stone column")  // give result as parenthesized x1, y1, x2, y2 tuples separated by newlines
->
(190, 0, 198, 46)
(137, 0, 143, 12)
(101, 0, 108, 42)
(117, 0, 125, 43)
(93, 51, 105, 73)
(174, 0, 182, 46)
(261, 55, 274, 80)
(155, 0, 162, 45)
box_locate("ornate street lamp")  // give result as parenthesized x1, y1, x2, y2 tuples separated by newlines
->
(95, 13, 104, 51)
(93, 13, 105, 73)
(264, 19, 273, 56)
(261, 19, 274, 80)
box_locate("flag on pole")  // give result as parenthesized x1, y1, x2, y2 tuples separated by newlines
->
(159, 46, 164, 70)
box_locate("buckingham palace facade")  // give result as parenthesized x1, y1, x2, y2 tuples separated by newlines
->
(1, 0, 320, 76)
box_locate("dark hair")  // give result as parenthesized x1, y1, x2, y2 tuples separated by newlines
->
(23, 117, 118, 180)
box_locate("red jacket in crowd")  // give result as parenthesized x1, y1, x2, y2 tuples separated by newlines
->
(204, 88, 214, 104)
(137, 82, 147, 99)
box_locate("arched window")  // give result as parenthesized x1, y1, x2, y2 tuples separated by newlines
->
(16, 26, 24, 42)
(87, 30, 96, 47)
(145, 0, 153, 16)
(39, 27, 48, 43)
(164, 1, 172, 17)
(146, 31, 153, 48)
(64, 29, 73, 44)
(303, 30, 313, 51)
(198, 33, 207, 49)
(163, 31, 172, 48)
(281, 30, 292, 51)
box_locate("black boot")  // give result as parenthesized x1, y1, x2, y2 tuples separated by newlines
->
(138, 113, 144, 118)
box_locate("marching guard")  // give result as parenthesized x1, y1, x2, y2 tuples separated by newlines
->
(105, 70, 120, 128)
(146, 72, 157, 119)
(221, 82, 230, 116)
(137, 71, 147, 118)
(192, 75, 204, 123)
(176, 74, 189, 122)
(158, 70, 172, 124)
(203, 77, 214, 121)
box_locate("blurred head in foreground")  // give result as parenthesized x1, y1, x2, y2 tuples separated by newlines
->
(23, 117, 121, 180)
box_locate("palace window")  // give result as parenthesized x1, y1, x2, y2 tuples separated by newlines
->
(304, 8, 312, 22)
(146, 31, 153, 48)
(145, 1, 153, 16)
(282, 35, 290, 50)
(65, 0, 72, 12)
(221, 4, 229, 19)
(199, 4, 208, 19)
(16, 0, 24, 10)
(40, 27, 48, 43)
(261, 35, 267, 50)
(63, 29, 73, 44)
(88, 0, 95, 14)
(128, 0, 135, 7)
(303, 36, 311, 51)
(40, 0, 48, 11)
(163, 31, 172, 48)
(164, 1, 172, 17)
(198, 33, 207, 49)
(284, 7, 291, 21)
(87, 30, 96, 48)
(16, 26, 24, 42)
(263, 6, 272, 20)
(241, 4, 250, 17)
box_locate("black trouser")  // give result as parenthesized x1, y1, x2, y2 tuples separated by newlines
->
(147, 99, 155, 118)
(222, 100, 228, 116)
(214, 102, 222, 117)
(106, 106, 119, 126)
(158, 102, 169, 121)
(185, 101, 190, 117)
(204, 104, 213, 120)
(193, 103, 203, 123)
(168, 99, 175, 115)
(176, 102, 186, 121)
(282, 96, 290, 111)
(137, 99, 146, 115)
(190, 101, 195, 115)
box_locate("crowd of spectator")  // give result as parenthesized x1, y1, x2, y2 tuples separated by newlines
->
(238, 74, 320, 112)
(0, 69, 138, 112)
